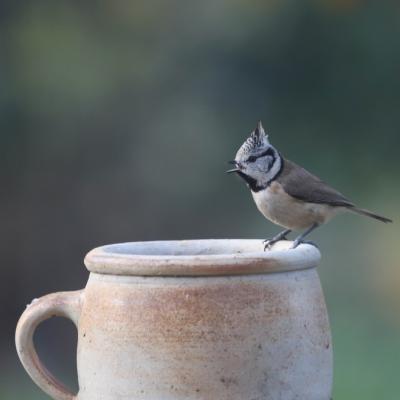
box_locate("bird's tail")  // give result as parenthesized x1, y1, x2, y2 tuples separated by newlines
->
(349, 206, 393, 223)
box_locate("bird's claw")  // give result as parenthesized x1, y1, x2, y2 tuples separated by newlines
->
(263, 235, 289, 251)
(291, 240, 319, 249)
(263, 229, 292, 251)
(263, 239, 275, 251)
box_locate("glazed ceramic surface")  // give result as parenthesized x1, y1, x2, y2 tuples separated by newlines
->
(16, 239, 332, 400)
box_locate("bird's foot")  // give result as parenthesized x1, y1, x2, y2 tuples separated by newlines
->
(291, 239, 319, 249)
(263, 230, 291, 251)
(263, 239, 278, 251)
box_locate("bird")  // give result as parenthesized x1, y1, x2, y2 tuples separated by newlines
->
(227, 121, 392, 249)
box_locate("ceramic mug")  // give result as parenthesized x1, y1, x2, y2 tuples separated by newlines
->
(16, 239, 332, 400)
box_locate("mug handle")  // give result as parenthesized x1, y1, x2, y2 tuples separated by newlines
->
(15, 290, 83, 400)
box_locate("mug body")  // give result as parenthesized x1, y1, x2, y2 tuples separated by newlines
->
(77, 240, 332, 400)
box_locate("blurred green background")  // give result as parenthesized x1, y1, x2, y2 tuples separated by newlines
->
(1, 1, 399, 399)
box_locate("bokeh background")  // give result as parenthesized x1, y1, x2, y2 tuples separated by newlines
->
(2, 1, 399, 399)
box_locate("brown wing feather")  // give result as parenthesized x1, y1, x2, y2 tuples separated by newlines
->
(277, 159, 354, 207)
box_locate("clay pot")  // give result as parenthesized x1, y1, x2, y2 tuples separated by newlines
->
(16, 239, 332, 400)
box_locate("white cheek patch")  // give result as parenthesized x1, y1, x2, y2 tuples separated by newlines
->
(255, 155, 282, 187)
(266, 156, 274, 169)
(255, 155, 274, 171)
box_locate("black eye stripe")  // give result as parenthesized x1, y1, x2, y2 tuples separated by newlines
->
(247, 148, 275, 162)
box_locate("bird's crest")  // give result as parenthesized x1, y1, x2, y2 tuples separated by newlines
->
(236, 121, 269, 160)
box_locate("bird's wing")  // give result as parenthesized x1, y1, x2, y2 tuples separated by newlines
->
(278, 159, 354, 207)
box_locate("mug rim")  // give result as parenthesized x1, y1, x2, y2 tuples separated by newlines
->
(84, 239, 321, 277)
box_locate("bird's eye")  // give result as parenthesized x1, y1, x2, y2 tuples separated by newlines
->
(247, 155, 257, 162)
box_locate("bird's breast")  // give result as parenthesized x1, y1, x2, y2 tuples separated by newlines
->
(251, 181, 339, 230)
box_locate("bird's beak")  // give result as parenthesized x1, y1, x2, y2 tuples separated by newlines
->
(226, 160, 240, 173)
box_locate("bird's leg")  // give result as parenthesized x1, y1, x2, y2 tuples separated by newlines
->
(291, 223, 319, 249)
(263, 229, 292, 250)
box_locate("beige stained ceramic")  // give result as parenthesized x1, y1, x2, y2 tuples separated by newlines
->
(16, 239, 333, 400)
